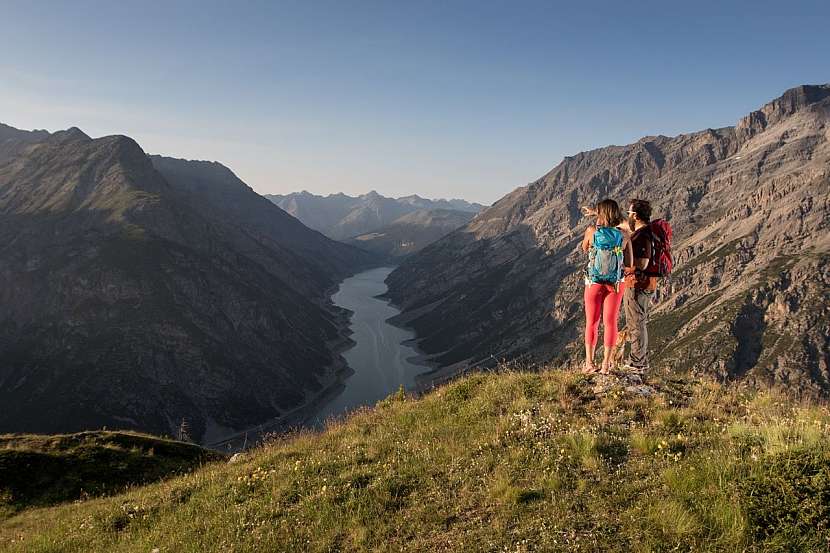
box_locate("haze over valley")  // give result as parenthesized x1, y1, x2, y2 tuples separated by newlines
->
(268, 190, 485, 259)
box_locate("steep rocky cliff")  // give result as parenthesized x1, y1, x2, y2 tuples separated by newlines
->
(386, 84, 830, 396)
(0, 128, 376, 442)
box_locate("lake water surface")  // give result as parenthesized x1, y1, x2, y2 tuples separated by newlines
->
(310, 266, 429, 425)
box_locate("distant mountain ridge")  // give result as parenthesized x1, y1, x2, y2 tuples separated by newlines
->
(266, 190, 485, 240)
(0, 122, 50, 163)
(345, 208, 476, 259)
(386, 84, 830, 397)
(0, 124, 378, 442)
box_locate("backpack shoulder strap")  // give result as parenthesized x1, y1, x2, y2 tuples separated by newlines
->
(640, 223, 658, 243)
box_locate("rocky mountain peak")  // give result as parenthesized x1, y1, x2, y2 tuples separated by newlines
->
(48, 127, 91, 145)
(0, 122, 50, 142)
(770, 83, 830, 114)
(736, 83, 830, 142)
(0, 123, 52, 163)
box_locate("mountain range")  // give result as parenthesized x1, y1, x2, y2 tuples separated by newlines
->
(2, 82, 827, 447)
(0, 123, 49, 164)
(385, 84, 830, 397)
(266, 190, 485, 241)
(0, 125, 378, 442)
(344, 208, 477, 258)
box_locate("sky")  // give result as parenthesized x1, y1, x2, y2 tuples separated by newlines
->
(1, 1, 828, 205)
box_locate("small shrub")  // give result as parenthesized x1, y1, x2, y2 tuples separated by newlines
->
(648, 498, 703, 541)
(657, 410, 685, 433)
(630, 430, 659, 456)
(563, 432, 599, 470)
(595, 433, 629, 464)
(515, 489, 544, 504)
(739, 448, 830, 548)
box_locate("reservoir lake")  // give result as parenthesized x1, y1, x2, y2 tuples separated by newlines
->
(310, 266, 430, 425)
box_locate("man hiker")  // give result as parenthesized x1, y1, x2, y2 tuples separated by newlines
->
(622, 199, 657, 373)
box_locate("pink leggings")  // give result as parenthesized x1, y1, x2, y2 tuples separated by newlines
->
(584, 282, 626, 348)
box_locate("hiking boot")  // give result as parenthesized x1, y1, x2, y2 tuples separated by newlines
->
(621, 363, 648, 375)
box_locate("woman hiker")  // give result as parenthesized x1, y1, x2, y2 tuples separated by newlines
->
(580, 199, 633, 374)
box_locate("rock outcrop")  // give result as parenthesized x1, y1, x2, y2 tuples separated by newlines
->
(385, 84, 830, 397)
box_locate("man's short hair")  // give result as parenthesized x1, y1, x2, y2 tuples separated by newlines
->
(629, 199, 652, 222)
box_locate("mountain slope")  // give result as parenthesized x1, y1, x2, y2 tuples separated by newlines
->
(0, 123, 50, 163)
(0, 431, 221, 519)
(345, 208, 475, 258)
(2, 369, 828, 551)
(267, 190, 485, 240)
(385, 84, 830, 396)
(395, 194, 485, 213)
(0, 127, 376, 442)
(150, 156, 379, 297)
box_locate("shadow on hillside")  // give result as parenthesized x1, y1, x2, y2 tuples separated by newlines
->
(729, 299, 767, 378)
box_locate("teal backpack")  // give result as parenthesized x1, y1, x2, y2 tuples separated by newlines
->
(587, 227, 624, 285)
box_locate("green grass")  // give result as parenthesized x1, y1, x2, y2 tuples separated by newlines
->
(0, 431, 223, 521)
(1, 370, 828, 552)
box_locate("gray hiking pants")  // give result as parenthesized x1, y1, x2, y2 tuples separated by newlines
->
(624, 287, 653, 368)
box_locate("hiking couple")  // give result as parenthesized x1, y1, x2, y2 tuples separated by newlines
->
(579, 198, 671, 374)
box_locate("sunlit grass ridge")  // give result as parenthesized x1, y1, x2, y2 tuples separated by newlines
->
(2, 367, 828, 552)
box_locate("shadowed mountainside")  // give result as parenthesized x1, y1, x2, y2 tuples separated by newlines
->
(385, 84, 830, 396)
(150, 156, 379, 297)
(0, 127, 377, 442)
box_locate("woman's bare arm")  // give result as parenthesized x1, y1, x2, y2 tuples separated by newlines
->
(582, 226, 595, 252)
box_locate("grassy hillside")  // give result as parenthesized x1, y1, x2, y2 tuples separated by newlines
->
(1, 369, 828, 552)
(0, 431, 223, 521)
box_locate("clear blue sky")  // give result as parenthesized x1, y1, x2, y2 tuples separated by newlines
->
(1, 1, 828, 204)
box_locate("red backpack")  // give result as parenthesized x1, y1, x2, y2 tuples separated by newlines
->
(644, 219, 673, 277)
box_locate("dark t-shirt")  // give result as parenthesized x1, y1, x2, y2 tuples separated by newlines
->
(625, 226, 657, 290)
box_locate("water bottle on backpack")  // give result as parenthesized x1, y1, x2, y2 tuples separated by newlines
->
(586, 226, 624, 288)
